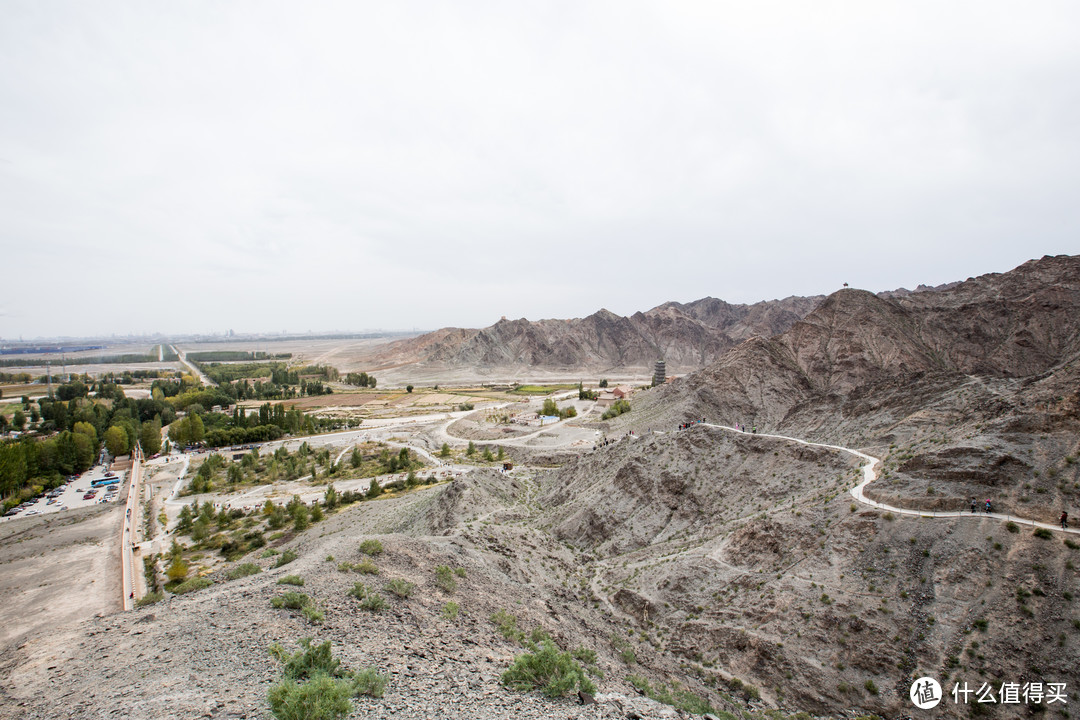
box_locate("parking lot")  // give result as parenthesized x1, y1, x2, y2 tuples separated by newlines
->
(1, 465, 126, 522)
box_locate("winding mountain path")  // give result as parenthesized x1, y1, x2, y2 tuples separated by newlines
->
(701, 423, 1080, 536)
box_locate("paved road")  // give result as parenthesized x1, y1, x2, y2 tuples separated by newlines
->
(701, 423, 1080, 536)
(121, 445, 143, 610)
(171, 345, 216, 387)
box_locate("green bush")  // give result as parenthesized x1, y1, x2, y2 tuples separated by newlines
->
(276, 550, 299, 568)
(356, 559, 379, 575)
(629, 674, 717, 715)
(359, 595, 387, 612)
(501, 640, 596, 698)
(173, 577, 213, 595)
(359, 539, 383, 556)
(347, 582, 369, 599)
(270, 638, 342, 681)
(136, 591, 164, 607)
(302, 606, 325, 624)
(572, 647, 597, 665)
(351, 667, 389, 698)
(601, 399, 631, 421)
(454, 567, 466, 578)
(1034, 527, 1054, 539)
(272, 592, 311, 610)
(266, 639, 389, 720)
(278, 575, 305, 586)
(386, 578, 415, 598)
(442, 602, 460, 620)
(226, 562, 262, 580)
(435, 565, 457, 593)
(492, 610, 525, 643)
(267, 673, 353, 720)
(1006, 521, 1019, 534)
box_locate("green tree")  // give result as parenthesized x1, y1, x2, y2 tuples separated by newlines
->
(166, 554, 189, 583)
(439, 443, 451, 458)
(599, 379, 608, 388)
(73, 421, 98, 445)
(406, 385, 413, 393)
(104, 425, 130, 456)
(12, 410, 26, 431)
(466, 441, 476, 457)
(497, 446, 505, 461)
(324, 484, 338, 509)
(366, 478, 382, 499)
(177, 504, 194, 533)
(541, 398, 558, 417)
(139, 416, 162, 455)
(350, 447, 362, 468)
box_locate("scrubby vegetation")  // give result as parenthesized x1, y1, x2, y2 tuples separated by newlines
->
(266, 638, 388, 720)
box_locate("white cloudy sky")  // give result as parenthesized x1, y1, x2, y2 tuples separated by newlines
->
(2, 1, 1079, 338)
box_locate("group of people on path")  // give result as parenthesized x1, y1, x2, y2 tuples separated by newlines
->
(970, 496, 1068, 529)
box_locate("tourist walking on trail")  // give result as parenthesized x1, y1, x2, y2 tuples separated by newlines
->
(970, 497, 977, 513)
(1062, 511, 1069, 530)
(985, 499, 993, 514)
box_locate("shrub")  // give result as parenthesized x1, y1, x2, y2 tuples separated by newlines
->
(347, 582, 369, 599)
(272, 592, 311, 610)
(359, 595, 387, 612)
(435, 565, 457, 593)
(278, 575, 305, 586)
(571, 647, 597, 665)
(865, 679, 879, 695)
(628, 675, 716, 715)
(611, 633, 636, 664)
(359, 539, 383, 556)
(386, 578, 415, 598)
(226, 563, 262, 580)
(492, 610, 524, 643)
(442, 602, 460, 620)
(1034, 528, 1054, 539)
(1067, 538, 1080, 550)
(1006, 521, 1019, 534)
(351, 667, 389, 698)
(276, 550, 298, 567)
(270, 638, 341, 681)
(136, 591, 164, 607)
(301, 605, 325, 624)
(355, 559, 379, 575)
(173, 577, 213, 595)
(501, 640, 596, 698)
(267, 673, 353, 720)
(454, 567, 466, 577)
(266, 639, 387, 720)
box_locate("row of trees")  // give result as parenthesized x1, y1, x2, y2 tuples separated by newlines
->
(344, 372, 377, 388)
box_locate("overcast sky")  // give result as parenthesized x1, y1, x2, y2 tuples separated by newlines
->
(2, 1, 1079, 339)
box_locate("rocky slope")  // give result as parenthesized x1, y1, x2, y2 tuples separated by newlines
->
(374, 295, 826, 375)
(4, 254, 1079, 720)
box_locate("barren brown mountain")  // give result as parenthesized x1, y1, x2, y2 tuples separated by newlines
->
(373, 295, 827, 375)
(4, 256, 1079, 720)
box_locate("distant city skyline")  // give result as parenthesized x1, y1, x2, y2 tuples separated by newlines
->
(3, 3, 1079, 339)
